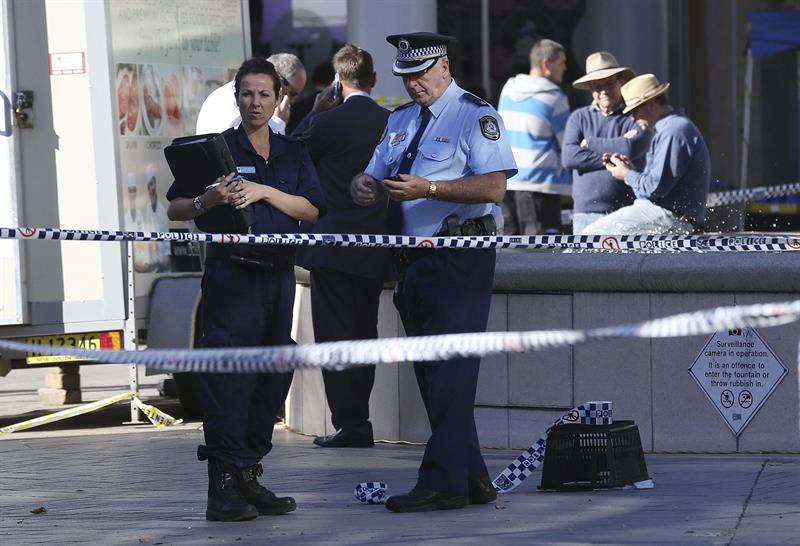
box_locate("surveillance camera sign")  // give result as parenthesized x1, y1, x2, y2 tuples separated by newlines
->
(690, 327, 787, 436)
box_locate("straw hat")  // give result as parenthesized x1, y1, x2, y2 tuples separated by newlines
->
(621, 74, 670, 114)
(573, 52, 635, 90)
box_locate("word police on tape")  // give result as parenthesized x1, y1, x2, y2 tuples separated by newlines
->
(5, 226, 800, 252)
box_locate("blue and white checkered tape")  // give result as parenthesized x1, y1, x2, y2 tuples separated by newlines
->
(0, 303, 798, 374)
(492, 401, 613, 494)
(5, 227, 800, 252)
(354, 482, 387, 504)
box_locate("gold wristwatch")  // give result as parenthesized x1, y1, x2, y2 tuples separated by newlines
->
(425, 181, 437, 200)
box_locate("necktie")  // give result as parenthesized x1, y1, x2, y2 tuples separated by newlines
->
(387, 107, 432, 234)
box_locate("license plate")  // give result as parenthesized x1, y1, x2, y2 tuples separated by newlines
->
(26, 331, 122, 364)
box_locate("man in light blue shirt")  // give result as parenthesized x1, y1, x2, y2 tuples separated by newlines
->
(351, 32, 517, 514)
(358, 57, 517, 235)
(584, 74, 710, 235)
(498, 38, 571, 235)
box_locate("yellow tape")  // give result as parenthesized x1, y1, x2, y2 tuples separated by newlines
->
(132, 397, 183, 428)
(0, 392, 182, 435)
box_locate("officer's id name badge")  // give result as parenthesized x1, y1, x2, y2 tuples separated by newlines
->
(390, 132, 407, 146)
(237, 166, 257, 174)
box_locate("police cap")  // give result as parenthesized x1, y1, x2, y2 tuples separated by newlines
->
(386, 32, 456, 76)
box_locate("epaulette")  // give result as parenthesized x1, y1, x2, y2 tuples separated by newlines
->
(392, 100, 416, 112)
(462, 92, 489, 107)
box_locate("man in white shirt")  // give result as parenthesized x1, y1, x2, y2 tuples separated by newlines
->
(195, 53, 307, 135)
(142, 163, 171, 271)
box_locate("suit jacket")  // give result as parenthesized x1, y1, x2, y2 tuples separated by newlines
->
(293, 95, 391, 280)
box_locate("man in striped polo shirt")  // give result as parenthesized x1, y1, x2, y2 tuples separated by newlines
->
(498, 38, 570, 235)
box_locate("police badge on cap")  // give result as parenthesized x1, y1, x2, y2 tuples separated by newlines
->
(386, 32, 456, 76)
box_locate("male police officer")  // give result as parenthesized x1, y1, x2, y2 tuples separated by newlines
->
(351, 32, 517, 513)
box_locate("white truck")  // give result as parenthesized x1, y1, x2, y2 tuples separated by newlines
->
(0, 0, 251, 417)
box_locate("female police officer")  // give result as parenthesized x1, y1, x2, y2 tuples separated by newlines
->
(166, 58, 324, 522)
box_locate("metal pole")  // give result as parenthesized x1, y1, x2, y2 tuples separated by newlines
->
(739, 48, 753, 190)
(125, 239, 142, 423)
(481, 0, 490, 100)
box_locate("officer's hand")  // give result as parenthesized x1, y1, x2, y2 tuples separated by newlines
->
(202, 172, 240, 208)
(351, 173, 382, 206)
(229, 179, 267, 209)
(382, 174, 428, 201)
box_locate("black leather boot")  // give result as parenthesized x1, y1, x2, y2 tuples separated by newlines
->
(468, 476, 498, 504)
(206, 460, 259, 522)
(239, 463, 297, 515)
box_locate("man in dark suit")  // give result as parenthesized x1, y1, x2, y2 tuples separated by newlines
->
(293, 44, 391, 448)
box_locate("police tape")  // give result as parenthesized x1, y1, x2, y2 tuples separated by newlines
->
(4, 226, 800, 252)
(706, 182, 800, 207)
(0, 392, 183, 436)
(0, 299, 798, 374)
(508, 181, 800, 208)
(493, 401, 613, 494)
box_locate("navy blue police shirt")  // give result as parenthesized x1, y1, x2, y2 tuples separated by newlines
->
(166, 125, 325, 242)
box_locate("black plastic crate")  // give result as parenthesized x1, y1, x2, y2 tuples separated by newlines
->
(539, 420, 650, 491)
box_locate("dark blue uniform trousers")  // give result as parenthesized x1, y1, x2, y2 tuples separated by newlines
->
(197, 259, 295, 468)
(394, 248, 495, 495)
(310, 268, 382, 434)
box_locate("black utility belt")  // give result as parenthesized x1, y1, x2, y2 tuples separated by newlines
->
(392, 213, 497, 270)
(206, 244, 293, 272)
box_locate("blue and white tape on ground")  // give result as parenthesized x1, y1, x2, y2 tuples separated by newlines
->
(4, 226, 800, 252)
(0, 299, 799, 374)
(354, 482, 388, 504)
(492, 401, 613, 494)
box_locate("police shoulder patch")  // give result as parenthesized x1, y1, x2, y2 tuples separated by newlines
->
(479, 115, 500, 141)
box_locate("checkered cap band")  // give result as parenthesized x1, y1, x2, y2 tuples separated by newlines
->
(354, 482, 387, 504)
(397, 44, 448, 62)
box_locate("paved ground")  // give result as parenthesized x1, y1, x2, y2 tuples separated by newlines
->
(1, 365, 798, 545)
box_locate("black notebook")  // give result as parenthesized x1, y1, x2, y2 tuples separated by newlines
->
(163, 133, 254, 234)
(163, 133, 238, 197)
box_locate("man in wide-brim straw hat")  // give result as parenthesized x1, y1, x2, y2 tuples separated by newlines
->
(562, 52, 651, 234)
(581, 73, 711, 235)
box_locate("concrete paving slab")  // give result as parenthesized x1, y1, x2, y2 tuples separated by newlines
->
(2, 426, 799, 546)
(1, 364, 798, 545)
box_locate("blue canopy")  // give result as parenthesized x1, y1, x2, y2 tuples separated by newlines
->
(749, 11, 800, 57)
